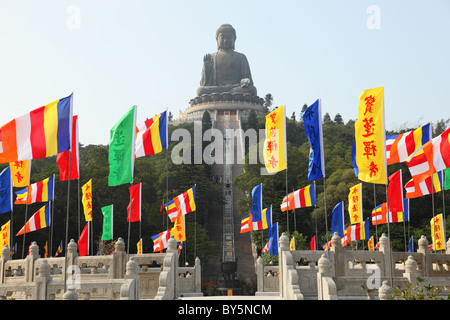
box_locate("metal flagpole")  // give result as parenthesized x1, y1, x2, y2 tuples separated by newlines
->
(63, 149, 72, 292)
(323, 177, 329, 256)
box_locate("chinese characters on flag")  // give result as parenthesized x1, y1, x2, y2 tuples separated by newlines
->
(430, 213, 446, 251)
(170, 214, 186, 242)
(348, 183, 363, 224)
(263, 105, 287, 174)
(9, 160, 30, 187)
(0, 220, 10, 257)
(354, 87, 387, 184)
(81, 179, 93, 222)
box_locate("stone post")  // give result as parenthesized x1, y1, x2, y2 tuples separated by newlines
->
(417, 235, 431, 277)
(256, 256, 264, 292)
(446, 238, 450, 254)
(330, 232, 344, 277)
(25, 242, 39, 283)
(35, 259, 51, 300)
(111, 238, 126, 279)
(194, 257, 201, 294)
(317, 254, 337, 300)
(278, 233, 289, 297)
(378, 233, 391, 278)
(403, 255, 420, 284)
(62, 286, 78, 300)
(121, 257, 139, 300)
(167, 236, 178, 298)
(0, 245, 11, 284)
(378, 280, 393, 300)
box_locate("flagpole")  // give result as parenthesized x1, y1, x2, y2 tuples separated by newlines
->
(285, 168, 289, 235)
(63, 149, 72, 293)
(323, 176, 329, 256)
(77, 178, 80, 252)
(385, 183, 394, 286)
(50, 173, 55, 257)
(127, 182, 133, 255)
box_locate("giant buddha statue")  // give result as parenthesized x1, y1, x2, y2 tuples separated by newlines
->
(196, 24, 258, 99)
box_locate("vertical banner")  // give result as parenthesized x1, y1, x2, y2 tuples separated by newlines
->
(81, 179, 93, 221)
(171, 214, 186, 242)
(0, 167, 12, 214)
(263, 105, 287, 173)
(331, 201, 345, 237)
(101, 205, 113, 241)
(430, 213, 445, 251)
(348, 183, 363, 224)
(354, 86, 387, 184)
(302, 99, 325, 180)
(0, 220, 10, 256)
(9, 160, 31, 187)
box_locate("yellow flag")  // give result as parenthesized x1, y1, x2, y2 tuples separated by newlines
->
(368, 236, 374, 251)
(0, 220, 10, 256)
(290, 236, 295, 251)
(9, 160, 30, 187)
(431, 213, 445, 251)
(348, 183, 363, 224)
(81, 179, 93, 222)
(354, 87, 387, 184)
(171, 214, 186, 242)
(263, 105, 287, 173)
(137, 238, 143, 254)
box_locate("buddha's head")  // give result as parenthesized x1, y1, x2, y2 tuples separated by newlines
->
(216, 24, 236, 51)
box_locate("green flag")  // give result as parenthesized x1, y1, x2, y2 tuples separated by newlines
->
(108, 106, 136, 186)
(445, 168, 450, 191)
(101, 205, 113, 241)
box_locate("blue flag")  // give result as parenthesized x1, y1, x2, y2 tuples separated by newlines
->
(251, 184, 262, 222)
(408, 236, 414, 252)
(351, 141, 359, 177)
(302, 99, 325, 181)
(402, 198, 409, 222)
(0, 167, 12, 214)
(331, 201, 345, 238)
(268, 222, 278, 255)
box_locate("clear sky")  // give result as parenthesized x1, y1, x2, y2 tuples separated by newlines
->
(0, 0, 449, 146)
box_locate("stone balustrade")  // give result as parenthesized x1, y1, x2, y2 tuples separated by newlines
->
(0, 236, 201, 300)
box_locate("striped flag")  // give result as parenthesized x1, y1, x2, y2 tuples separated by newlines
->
(0, 94, 73, 163)
(135, 110, 168, 158)
(261, 241, 269, 253)
(56, 115, 79, 181)
(386, 123, 431, 165)
(404, 171, 443, 198)
(54, 241, 63, 257)
(252, 206, 272, 231)
(165, 186, 196, 222)
(371, 199, 409, 225)
(240, 214, 252, 233)
(406, 127, 450, 183)
(372, 203, 387, 225)
(152, 230, 171, 252)
(281, 184, 316, 212)
(16, 204, 51, 236)
(14, 176, 54, 205)
(346, 219, 369, 242)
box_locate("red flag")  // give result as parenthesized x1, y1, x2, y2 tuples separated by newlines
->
(78, 222, 89, 256)
(388, 169, 404, 213)
(310, 235, 316, 251)
(56, 115, 79, 181)
(160, 199, 164, 219)
(127, 183, 142, 222)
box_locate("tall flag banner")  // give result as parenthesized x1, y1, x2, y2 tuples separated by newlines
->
(56, 115, 79, 181)
(302, 99, 325, 180)
(408, 236, 414, 253)
(310, 236, 316, 251)
(137, 238, 143, 254)
(281, 184, 316, 212)
(404, 171, 443, 199)
(78, 222, 90, 256)
(368, 236, 375, 251)
(406, 127, 450, 184)
(348, 183, 363, 224)
(81, 179, 93, 222)
(371, 203, 387, 225)
(430, 213, 445, 251)
(177, 242, 183, 258)
(152, 230, 170, 252)
(9, 160, 31, 187)
(251, 184, 263, 222)
(252, 206, 272, 231)
(101, 205, 113, 241)
(170, 214, 186, 242)
(44, 241, 48, 258)
(108, 105, 137, 187)
(444, 168, 450, 190)
(14, 175, 54, 205)
(0, 220, 10, 255)
(268, 222, 279, 255)
(54, 241, 63, 257)
(0, 94, 73, 163)
(388, 169, 404, 213)
(0, 166, 12, 214)
(240, 214, 252, 233)
(127, 183, 142, 222)
(135, 110, 168, 158)
(331, 201, 345, 238)
(16, 204, 50, 236)
(165, 186, 196, 222)
(386, 123, 432, 165)
(346, 218, 369, 242)
(354, 86, 387, 184)
(290, 236, 295, 251)
(263, 105, 287, 173)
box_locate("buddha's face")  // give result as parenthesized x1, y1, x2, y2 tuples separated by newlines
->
(217, 31, 235, 51)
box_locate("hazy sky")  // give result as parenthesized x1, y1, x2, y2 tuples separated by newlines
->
(0, 0, 449, 145)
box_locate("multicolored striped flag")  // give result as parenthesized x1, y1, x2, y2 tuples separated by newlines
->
(165, 186, 196, 222)
(252, 206, 272, 231)
(0, 94, 73, 163)
(16, 204, 50, 236)
(386, 123, 431, 165)
(406, 127, 450, 183)
(371, 203, 387, 225)
(127, 183, 142, 222)
(14, 175, 54, 205)
(280, 183, 316, 212)
(152, 230, 171, 252)
(56, 115, 79, 181)
(263, 105, 287, 173)
(404, 171, 443, 198)
(348, 183, 362, 224)
(346, 218, 369, 242)
(302, 99, 325, 181)
(135, 110, 168, 158)
(354, 86, 387, 184)
(54, 241, 63, 257)
(9, 160, 31, 187)
(371, 199, 409, 225)
(240, 214, 252, 233)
